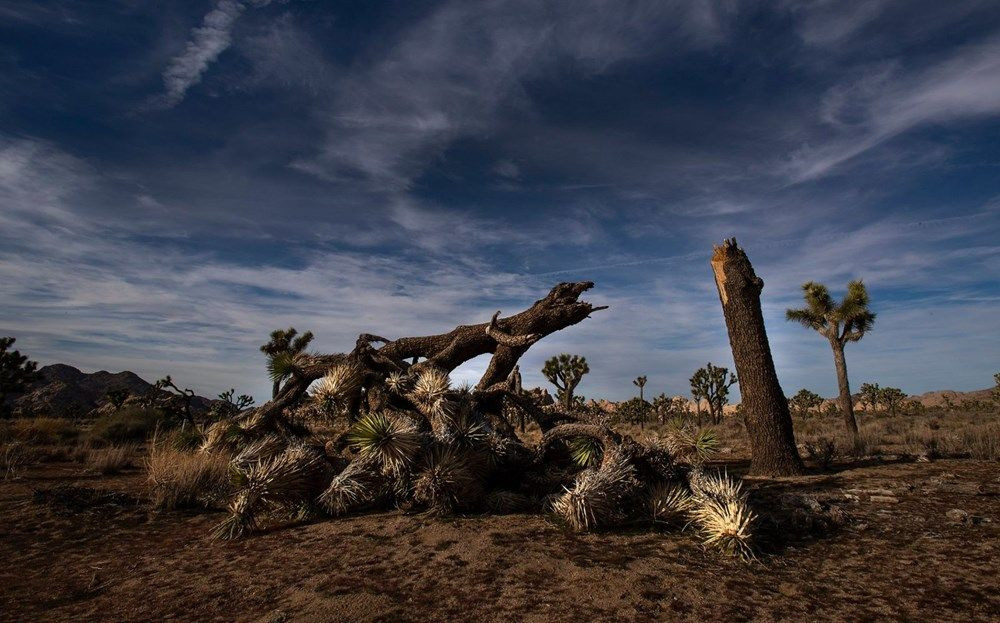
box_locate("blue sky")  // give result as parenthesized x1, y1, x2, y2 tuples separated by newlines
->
(1, 0, 998, 402)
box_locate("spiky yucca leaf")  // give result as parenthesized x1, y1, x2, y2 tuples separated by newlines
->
(385, 372, 410, 395)
(689, 496, 757, 560)
(347, 412, 422, 475)
(568, 436, 603, 468)
(230, 435, 287, 471)
(317, 458, 386, 516)
(412, 445, 479, 514)
(266, 351, 297, 384)
(411, 368, 450, 406)
(311, 363, 366, 416)
(689, 469, 744, 503)
(665, 426, 720, 464)
(551, 451, 639, 532)
(434, 409, 487, 450)
(214, 444, 327, 539)
(648, 482, 693, 523)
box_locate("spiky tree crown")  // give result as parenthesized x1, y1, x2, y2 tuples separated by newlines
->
(633, 375, 647, 388)
(261, 327, 315, 387)
(542, 354, 589, 391)
(786, 280, 876, 344)
(689, 363, 736, 405)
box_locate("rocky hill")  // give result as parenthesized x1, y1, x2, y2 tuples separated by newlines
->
(5, 364, 215, 418)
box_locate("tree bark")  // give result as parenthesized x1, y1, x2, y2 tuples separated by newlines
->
(829, 338, 860, 437)
(242, 282, 606, 432)
(711, 239, 805, 476)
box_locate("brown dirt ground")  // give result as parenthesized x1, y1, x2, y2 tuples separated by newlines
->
(1, 458, 998, 623)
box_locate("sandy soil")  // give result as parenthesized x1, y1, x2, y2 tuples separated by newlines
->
(1, 458, 998, 623)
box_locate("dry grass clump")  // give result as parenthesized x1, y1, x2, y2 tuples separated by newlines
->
(147, 441, 233, 510)
(2, 417, 79, 445)
(89, 443, 138, 475)
(2, 442, 29, 480)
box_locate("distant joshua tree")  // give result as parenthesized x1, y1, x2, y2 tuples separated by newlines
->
(879, 387, 908, 417)
(0, 337, 39, 418)
(992, 373, 1000, 405)
(632, 375, 647, 401)
(260, 327, 314, 398)
(690, 363, 737, 425)
(787, 389, 823, 419)
(787, 280, 875, 438)
(858, 382, 881, 413)
(542, 354, 589, 411)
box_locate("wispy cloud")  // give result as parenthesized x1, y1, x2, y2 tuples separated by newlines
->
(152, 0, 287, 109)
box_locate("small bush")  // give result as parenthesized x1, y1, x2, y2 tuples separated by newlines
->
(147, 443, 232, 510)
(89, 407, 164, 444)
(804, 437, 837, 469)
(89, 444, 138, 475)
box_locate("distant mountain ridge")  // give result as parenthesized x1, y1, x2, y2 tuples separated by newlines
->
(5, 363, 215, 418)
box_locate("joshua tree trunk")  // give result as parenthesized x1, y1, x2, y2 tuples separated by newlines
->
(829, 338, 859, 437)
(711, 239, 804, 477)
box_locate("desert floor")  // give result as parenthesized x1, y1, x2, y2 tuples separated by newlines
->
(2, 456, 998, 623)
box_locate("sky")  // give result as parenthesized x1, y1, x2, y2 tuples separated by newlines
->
(1, 0, 999, 403)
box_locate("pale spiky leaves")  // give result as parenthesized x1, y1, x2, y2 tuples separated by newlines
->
(689, 497, 757, 560)
(214, 444, 327, 539)
(385, 371, 410, 395)
(411, 368, 451, 406)
(552, 451, 639, 532)
(665, 426, 720, 464)
(648, 482, 693, 524)
(317, 458, 386, 516)
(311, 363, 365, 417)
(412, 445, 480, 514)
(687, 470, 756, 560)
(347, 412, 422, 475)
(230, 435, 287, 472)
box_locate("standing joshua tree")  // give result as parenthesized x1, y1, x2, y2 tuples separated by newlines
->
(711, 239, 804, 476)
(0, 337, 39, 418)
(261, 328, 315, 398)
(690, 363, 738, 425)
(632, 375, 647, 402)
(786, 280, 875, 438)
(542, 354, 589, 411)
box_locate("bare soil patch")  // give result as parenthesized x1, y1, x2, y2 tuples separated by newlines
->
(2, 457, 997, 622)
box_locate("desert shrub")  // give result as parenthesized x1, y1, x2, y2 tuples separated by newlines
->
(146, 442, 233, 510)
(804, 437, 837, 469)
(89, 407, 164, 444)
(89, 443, 139, 475)
(3, 417, 80, 445)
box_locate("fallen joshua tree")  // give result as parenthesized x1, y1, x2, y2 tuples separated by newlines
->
(193, 281, 757, 558)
